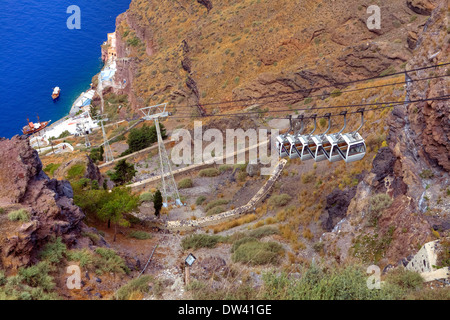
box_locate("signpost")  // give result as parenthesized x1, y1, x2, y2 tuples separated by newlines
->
(185, 253, 196, 286)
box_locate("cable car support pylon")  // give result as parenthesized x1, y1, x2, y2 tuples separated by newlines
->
(96, 115, 114, 163)
(140, 103, 181, 208)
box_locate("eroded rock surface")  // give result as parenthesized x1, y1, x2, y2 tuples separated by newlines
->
(0, 136, 85, 269)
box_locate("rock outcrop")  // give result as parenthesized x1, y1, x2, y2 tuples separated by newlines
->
(0, 136, 85, 269)
(197, 0, 213, 13)
(321, 0, 449, 267)
(321, 186, 357, 232)
(406, 0, 438, 15)
(52, 154, 103, 185)
(108, 0, 424, 117)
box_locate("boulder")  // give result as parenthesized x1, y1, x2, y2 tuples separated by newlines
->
(246, 163, 261, 177)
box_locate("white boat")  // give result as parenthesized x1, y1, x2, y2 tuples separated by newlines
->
(52, 87, 61, 100)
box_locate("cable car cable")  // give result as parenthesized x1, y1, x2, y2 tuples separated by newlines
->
(163, 62, 450, 110)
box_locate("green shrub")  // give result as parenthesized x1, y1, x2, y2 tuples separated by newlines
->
(206, 206, 226, 216)
(218, 164, 232, 173)
(181, 234, 226, 250)
(8, 209, 30, 222)
(126, 36, 141, 47)
(94, 248, 130, 275)
(248, 226, 280, 239)
(81, 231, 101, 245)
(71, 178, 92, 192)
(236, 171, 248, 182)
(232, 241, 284, 265)
(139, 192, 154, 203)
(313, 241, 325, 253)
(352, 226, 395, 263)
(66, 164, 86, 180)
(107, 160, 136, 185)
(18, 261, 55, 292)
(385, 269, 423, 291)
(0, 208, 5, 215)
(260, 264, 388, 300)
(196, 196, 207, 206)
(90, 147, 104, 162)
(43, 163, 61, 177)
(38, 237, 67, 264)
(419, 169, 434, 179)
(380, 66, 396, 77)
(66, 249, 95, 268)
(330, 89, 342, 98)
(304, 97, 313, 105)
(178, 178, 193, 189)
(0, 268, 61, 300)
(269, 194, 292, 207)
(182, 264, 442, 300)
(205, 199, 229, 211)
(302, 172, 315, 183)
(231, 237, 258, 253)
(91, 180, 99, 190)
(128, 230, 152, 240)
(233, 163, 248, 173)
(57, 130, 71, 139)
(367, 194, 393, 227)
(66, 248, 130, 275)
(186, 280, 207, 292)
(115, 275, 161, 300)
(436, 238, 450, 268)
(198, 168, 220, 177)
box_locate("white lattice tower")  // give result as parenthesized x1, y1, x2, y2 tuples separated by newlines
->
(96, 115, 114, 163)
(76, 121, 91, 148)
(140, 103, 181, 207)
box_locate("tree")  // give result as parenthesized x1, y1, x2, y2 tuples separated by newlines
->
(153, 190, 163, 217)
(122, 124, 167, 156)
(91, 180, 99, 190)
(90, 105, 98, 118)
(97, 188, 139, 242)
(90, 146, 104, 162)
(108, 160, 137, 185)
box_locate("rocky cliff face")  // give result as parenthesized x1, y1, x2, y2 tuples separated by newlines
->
(321, 0, 449, 267)
(0, 136, 85, 269)
(108, 0, 425, 117)
(99, 0, 448, 269)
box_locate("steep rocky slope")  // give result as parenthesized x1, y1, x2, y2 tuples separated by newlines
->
(108, 0, 428, 120)
(322, 0, 449, 267)
(103, 0, 449, 268)
(0, 136, 85, 269)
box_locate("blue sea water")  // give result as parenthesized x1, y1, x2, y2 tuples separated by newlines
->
(0, 0, 131, 138)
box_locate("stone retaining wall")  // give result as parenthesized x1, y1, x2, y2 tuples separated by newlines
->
(405, 239, 450, 282)
(165, 159, 287, 232)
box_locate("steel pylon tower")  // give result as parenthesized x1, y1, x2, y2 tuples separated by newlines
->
(96, 115, 114, 163)
(76, 121, 91, 148)
(140, 103, 181, 207)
